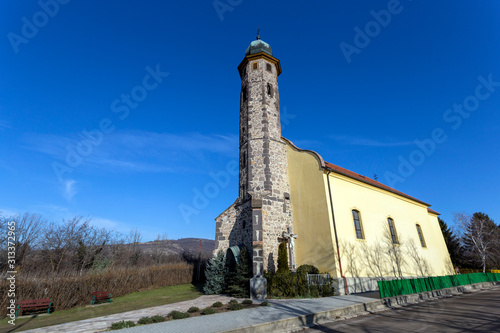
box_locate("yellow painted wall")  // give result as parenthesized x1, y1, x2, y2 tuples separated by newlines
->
(328, 172, 454, 277)
(286, 143, 337, 274)
(285, 139, 453, 279)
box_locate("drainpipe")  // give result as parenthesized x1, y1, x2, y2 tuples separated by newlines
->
(326, 169, 349, 295)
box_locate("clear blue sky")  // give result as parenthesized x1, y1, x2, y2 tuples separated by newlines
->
(1, 0, 499, 241)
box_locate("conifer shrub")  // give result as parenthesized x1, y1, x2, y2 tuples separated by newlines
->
(242, 299, 253, 305)
(202, 307, 216, 315)
(228, 303, 244, 311)
(260, 301, 269, 306)
(212, 301, 223, 307)
(187, 306, 199, 313)
(169, 310, 190, 320)
(151, 315, 166, 323)
(277, 242, 289, 273)
(225, 247, 251, 297)
(110, 321, 135, 330)
(203, 251, 226, 295)
(297, 264, 319, 275)
(138, 317, 154, 325)
(229, 299, 238, 304)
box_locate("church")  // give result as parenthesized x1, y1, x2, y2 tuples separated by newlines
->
(214, 35, 454, 295)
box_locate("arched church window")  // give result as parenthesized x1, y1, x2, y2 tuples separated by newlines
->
(266, 63, 272, 72)
(351, 210, 364, 239)
(252, 62, 258, 70)
(416, 224, 426, 248)
(387, 218, 398, 244)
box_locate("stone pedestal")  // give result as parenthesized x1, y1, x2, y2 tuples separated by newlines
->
(250, 276, 267, 300)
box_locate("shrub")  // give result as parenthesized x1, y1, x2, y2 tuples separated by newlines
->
(260, 301, 269, 306)
(296, 264, 319, 275)
(110, 321, 135, 330)
(242, 299, 253, 305)
(203, 251, 226, 295)
(137, 317, 153, 325)
(225, 247, 251, 297)
(212, 301, 223, 307)
(277, 242, 289, 273)
(169, 310, 190, 320)
(187, 306, 199, 313)
(0, 263, 194, 316)
(228, 303, 243, 311)
(229, 299, 238, 304)
(151, 315, 166, 323)
(202, 307, 216, 315)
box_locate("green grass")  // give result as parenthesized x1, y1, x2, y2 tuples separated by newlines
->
(0, 283, 203, 333)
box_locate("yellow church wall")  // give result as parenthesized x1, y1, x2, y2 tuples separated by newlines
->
(327, 172, 454, 278)
(285, 143, 338, 275)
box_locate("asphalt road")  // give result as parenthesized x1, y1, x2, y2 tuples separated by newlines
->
(300, 287, 500, 333)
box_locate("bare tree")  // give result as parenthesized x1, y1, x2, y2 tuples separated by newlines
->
(40, 216, 90, 273)
(455, 212, 499, 272)
(151, 233, 170, 264)
(0, 213, 47, 269)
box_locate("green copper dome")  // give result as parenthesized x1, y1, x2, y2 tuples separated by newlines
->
(244, 37, 273, 56)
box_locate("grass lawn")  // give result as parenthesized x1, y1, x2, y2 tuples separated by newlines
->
(0, 283, 203, 333)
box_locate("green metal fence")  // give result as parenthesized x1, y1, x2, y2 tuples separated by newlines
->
(378, 273, 500, 298)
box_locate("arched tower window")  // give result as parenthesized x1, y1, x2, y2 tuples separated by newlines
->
(252, 62, 258, 70)
(416, 224, 426, 248)
(352, 210, 364, 239)
(267, 83, 273, 97)
(242, 87, 247, 102)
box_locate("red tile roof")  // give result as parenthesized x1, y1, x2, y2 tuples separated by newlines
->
(282, 137, 439, 214)
(427, 208, 440, 215)
(324, 161, 432, 207)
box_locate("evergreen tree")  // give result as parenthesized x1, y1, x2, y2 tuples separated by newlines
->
(225, 246, 251, 297)
(277, 241, 289, 273)
(438, 218, 463, 267)
(203, 251, 226, 295)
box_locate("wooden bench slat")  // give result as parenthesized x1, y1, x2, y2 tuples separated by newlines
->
(16, 299, 53, 317)
(90, 291, 112, 305)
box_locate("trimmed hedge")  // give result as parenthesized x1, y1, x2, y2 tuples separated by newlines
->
(378, 272, 500, 298)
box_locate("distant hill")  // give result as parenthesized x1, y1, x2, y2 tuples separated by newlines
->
(138, 238, 215, 258)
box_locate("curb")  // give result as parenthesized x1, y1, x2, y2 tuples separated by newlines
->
(222, 281, 500, 333)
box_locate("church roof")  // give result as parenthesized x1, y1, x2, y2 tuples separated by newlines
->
(281, 137, 439, 214)
(324, 161, 438, 211)
(245, 37, 273, 56)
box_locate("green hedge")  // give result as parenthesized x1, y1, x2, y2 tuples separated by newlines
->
(378, 273, 500, 298)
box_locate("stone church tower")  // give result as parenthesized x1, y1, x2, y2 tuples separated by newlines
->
(215, 35, 293, 279)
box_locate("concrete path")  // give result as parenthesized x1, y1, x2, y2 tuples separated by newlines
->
(118, 294, 381, 333)
(22, 282, 499, 333)
(22, 295, 250, 333)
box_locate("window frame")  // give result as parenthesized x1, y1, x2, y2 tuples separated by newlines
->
(416, 224, 427, 248)
(387, 217, 399, 244)
(351, 209, 364, 239)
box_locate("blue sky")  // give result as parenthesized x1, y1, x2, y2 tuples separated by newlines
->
(1, 0, 499, 241)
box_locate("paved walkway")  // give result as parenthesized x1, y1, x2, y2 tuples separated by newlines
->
(22, 295, 251, 333)
(22, 294, 380, 333)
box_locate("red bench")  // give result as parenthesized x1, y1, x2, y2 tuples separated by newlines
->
(91, 291, 112, 305)
(16, 299, 53, 317)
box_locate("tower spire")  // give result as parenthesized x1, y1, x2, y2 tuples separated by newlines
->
(256, 27, 260, 40)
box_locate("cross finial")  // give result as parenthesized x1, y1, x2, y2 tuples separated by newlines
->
(256, 28, 260, 40)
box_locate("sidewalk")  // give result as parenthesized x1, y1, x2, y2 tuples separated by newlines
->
(22, 282, 499, 333)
